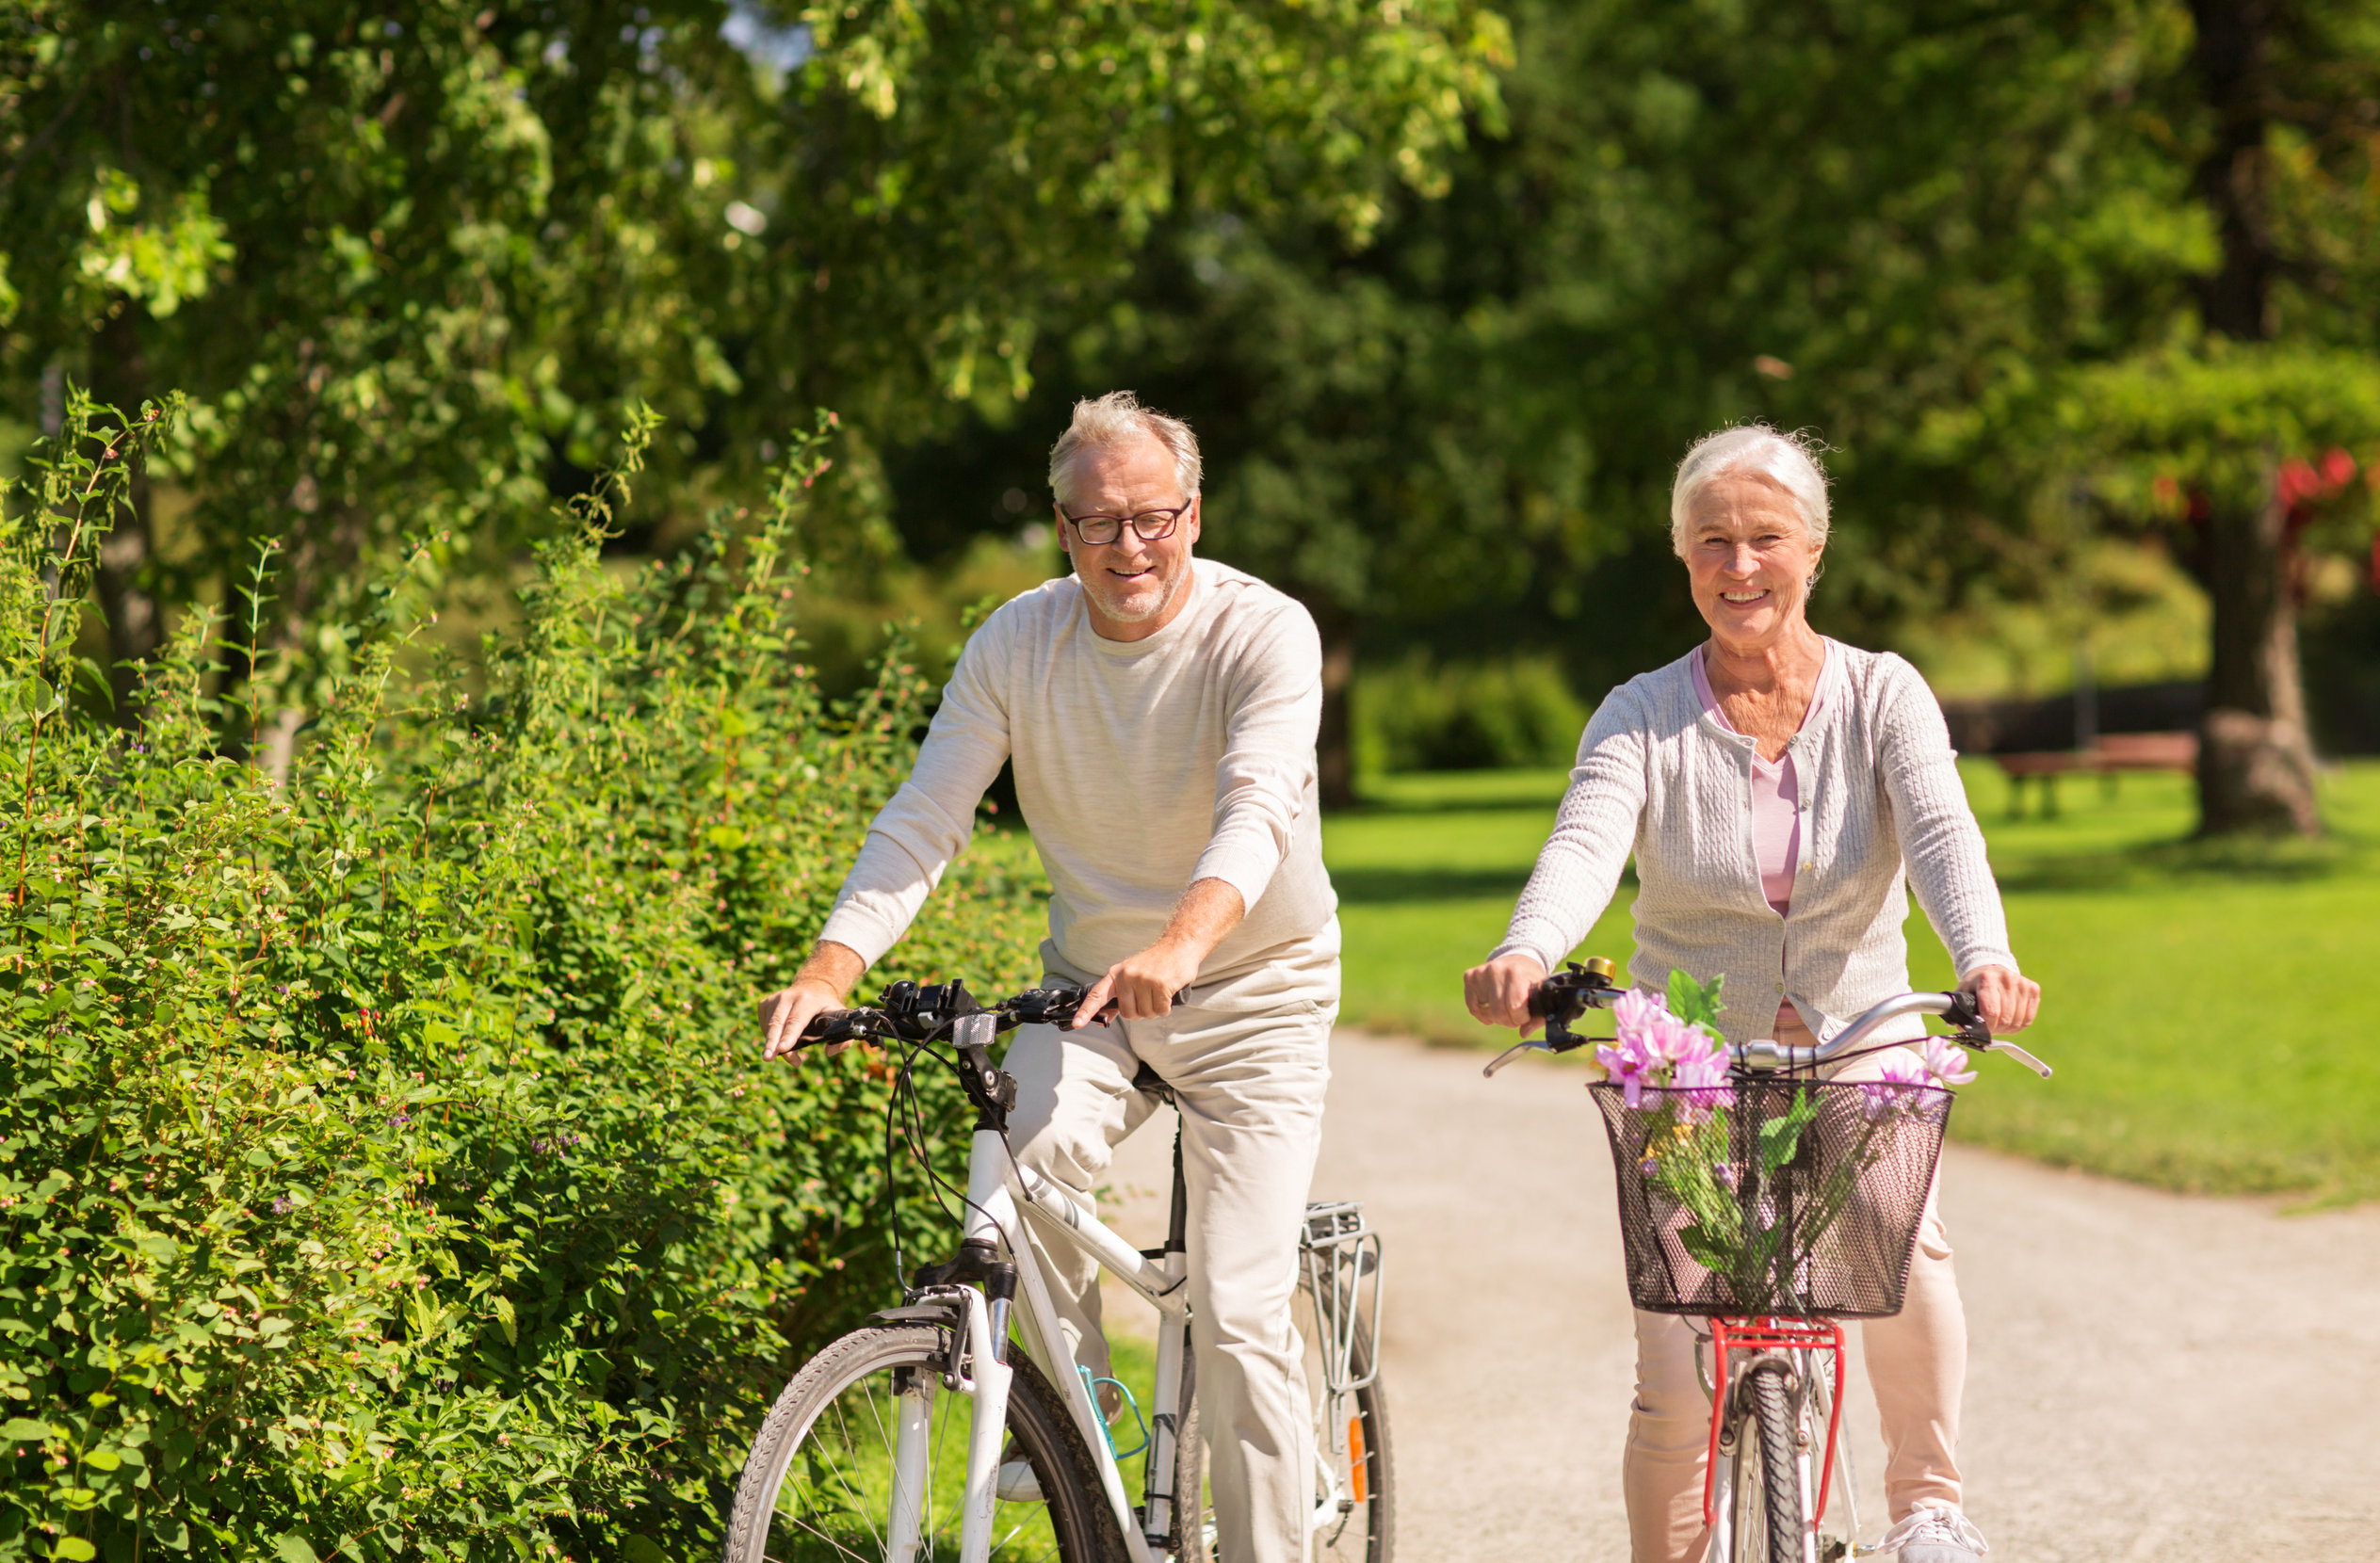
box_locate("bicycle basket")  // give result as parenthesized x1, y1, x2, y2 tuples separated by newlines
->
(1591, 1077, 1951, 1318)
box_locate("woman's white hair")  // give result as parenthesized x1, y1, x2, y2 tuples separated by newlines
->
(1669, 424, 1832, 557)
(1048, 391, 1203, 504)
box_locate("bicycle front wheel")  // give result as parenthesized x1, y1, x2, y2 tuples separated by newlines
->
(722, 1323, 1122, 1563)
(1729, 1360, 1804, 1563)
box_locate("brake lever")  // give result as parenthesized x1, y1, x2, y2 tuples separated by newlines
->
(1979, 1038, 2053, 1078)
(1941, 1002, 2052, 1078)
(1481, 1023, 1608, 1078)
(1482, 1039, 1555, 1077)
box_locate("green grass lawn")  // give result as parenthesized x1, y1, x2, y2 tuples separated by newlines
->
(1325, 761, 2380, 1205)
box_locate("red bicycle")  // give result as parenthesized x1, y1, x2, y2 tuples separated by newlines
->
(1487, 959, 2051, 1563)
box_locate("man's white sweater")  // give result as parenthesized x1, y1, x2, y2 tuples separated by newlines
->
(819, 558, 1340, 987)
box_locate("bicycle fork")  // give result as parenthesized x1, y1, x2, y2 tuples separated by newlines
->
(1701, 1317, 1845, 1563)
(893, 1136, 1018, 1563)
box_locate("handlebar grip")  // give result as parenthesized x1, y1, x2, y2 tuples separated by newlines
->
(798, 1008, 866, 1045)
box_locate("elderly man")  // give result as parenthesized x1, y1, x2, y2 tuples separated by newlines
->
(759, 390, 1340, 1563)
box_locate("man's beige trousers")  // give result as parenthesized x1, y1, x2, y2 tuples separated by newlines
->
(1005, 966, 1335, 1563)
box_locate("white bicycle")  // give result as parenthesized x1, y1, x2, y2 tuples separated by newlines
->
(1488, 959, 2050, 1563)
(722, 977, 1392, 1563)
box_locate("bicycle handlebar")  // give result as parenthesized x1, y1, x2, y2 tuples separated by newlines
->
(796, 976, 1107, 1049)
(1486, 961, 2052, 1080)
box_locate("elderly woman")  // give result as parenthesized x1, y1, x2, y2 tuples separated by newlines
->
(1464, 425, 2040, 1563)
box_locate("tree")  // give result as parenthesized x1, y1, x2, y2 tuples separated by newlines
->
(2113, 0, 2380, 833)
(0, 0, 1506, 732)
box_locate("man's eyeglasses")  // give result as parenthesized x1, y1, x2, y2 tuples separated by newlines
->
(1057, 499, 1192, 547)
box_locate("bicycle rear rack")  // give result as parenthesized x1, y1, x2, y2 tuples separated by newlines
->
(1300, 1200, 1384, 1395)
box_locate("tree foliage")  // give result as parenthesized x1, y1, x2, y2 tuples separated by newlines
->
(885, 0, 2380, 815)
(0, 0, 1509, 704)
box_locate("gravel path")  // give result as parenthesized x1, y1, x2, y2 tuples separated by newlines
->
(1096, 1027, 2380, 1561)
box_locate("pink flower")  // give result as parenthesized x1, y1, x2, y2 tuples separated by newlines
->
(1606, 985, 1732, 1110)
(1611, 990, 1665, 1048)
(1669, 1046, 1736, 1114)
(1596, 1034, 1659, 1108)
(1920, 1036, 1978, 1088)
(1647, 1010, 1711, 1066)
(1860, 1050, 1931, 1120)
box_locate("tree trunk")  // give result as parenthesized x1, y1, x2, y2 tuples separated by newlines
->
(2186, 0, 2318, 834)
(90, 308, 164, 724)
(1315, 607, 1357, 811)
(2196, 484, 2320, 834)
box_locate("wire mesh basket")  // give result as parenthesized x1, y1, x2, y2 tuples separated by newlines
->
(1592, 1077, 1952, 1318)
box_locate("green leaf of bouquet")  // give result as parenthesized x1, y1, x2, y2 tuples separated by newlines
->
(275, 1534, 320, 1563)
(1759, 1093, 1820, 1172)
(51, 1539, 97, 1562)
(1677, 1222, 1730, 1272)
(1666, 967, 1725, 1031)
(2, 1416, 53, 1440)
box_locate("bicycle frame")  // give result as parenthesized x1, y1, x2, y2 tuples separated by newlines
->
(897, 1010, 1379, 1563)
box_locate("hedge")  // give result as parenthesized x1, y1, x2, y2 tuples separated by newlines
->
(0, 395, 1045, 1560)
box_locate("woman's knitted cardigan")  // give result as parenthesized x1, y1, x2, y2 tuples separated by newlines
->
(1493, 640, 2019, 1047)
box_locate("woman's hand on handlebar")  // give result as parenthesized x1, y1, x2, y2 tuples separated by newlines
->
(1464, 951, 1548, 1038)
(759, 942, 868, 1062)
(1959, 964, 2039, 1033)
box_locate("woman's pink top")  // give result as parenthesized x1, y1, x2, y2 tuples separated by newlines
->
(1691, 647, 1830, 1032)
(1690, 648, 1829, 914)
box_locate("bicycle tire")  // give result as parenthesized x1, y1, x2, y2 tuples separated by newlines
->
(720, 1322, 1125, 1563)
(1738, 1361, 1804, 1563)
(1167, 1307, 1393, 1562)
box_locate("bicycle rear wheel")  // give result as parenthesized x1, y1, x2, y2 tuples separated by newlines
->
(1166, 1299, 1393, 1562)
(721, 1323, 1122, 1563)
(1727, 1360, 1804, 1563)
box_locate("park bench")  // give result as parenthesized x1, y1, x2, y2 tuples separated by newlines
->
(1991, 731, 2198, 817)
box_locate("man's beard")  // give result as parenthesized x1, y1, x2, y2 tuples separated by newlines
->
(1084, 558, 1190, 624)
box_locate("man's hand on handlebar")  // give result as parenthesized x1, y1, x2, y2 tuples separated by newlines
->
(1464, 950, 1549, 1038)
(1072, 878, 1244, 1029)
(1959, 964, 2039, 1034)
(1074, 937, 1200, 1028)
(759, 941, 868, 1062)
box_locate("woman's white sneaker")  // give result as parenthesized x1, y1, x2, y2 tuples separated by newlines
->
(1878, 1503, 1990, 1563)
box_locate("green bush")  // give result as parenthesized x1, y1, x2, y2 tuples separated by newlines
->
(1351, 652, 1589, 776)
(0, 395, 1044, 1560)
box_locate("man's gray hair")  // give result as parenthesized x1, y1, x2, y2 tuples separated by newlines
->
(1669, 424, 1832, 556)
(1048, 391, 1204, 504)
